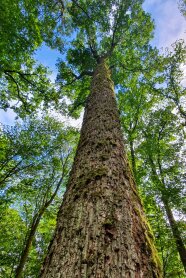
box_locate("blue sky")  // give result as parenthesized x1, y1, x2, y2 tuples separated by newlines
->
(0, 0, 185, 125)
(32, 0, 186, 83)
(34, 0, 186, 72)
(143, 0, 185, 49)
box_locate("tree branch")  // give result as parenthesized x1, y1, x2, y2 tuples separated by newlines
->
(63, 70, 93, 86)
(4, 71, 30, 112)
(72, 0, 91, 20)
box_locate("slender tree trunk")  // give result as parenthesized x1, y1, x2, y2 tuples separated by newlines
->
(15, 215, 41, 278)
(41, 60, 161, 277)
(158, 155, 186, 272)
(129, 139, 137, 179)
(15, 175, 65, 278)
(149, 156, 186, 272)
(162, 197, 186, 273)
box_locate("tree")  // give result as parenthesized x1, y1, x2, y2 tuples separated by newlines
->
(160, 41, 186, 124)
(0, 206, 26, 277)
(0, 0, 65, 116)
(0, 116, 78, 277)
(41, 59, 161, 277)
(116, 40, 186, 275)
(138, 108, 186, 273)
(40, 1, 162, 276)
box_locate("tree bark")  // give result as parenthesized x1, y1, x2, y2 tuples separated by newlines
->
(40, 60, 161, 277)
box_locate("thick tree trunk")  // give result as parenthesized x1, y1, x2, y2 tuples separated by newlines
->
(40, 60, 161, 277)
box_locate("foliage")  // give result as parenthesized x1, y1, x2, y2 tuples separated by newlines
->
(0, 0, 186, 276)
(55, 0, 154, 117)
(0, 115, 78, 277)
(0, 0, 65, 116)
(0, 206, 26, 277)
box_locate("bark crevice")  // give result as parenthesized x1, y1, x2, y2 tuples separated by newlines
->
(40, 60, 162, 278)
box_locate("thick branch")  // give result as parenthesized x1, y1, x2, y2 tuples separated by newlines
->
(64, 70, 93, 86)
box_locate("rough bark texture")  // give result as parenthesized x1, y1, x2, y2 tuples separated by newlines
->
(40, 60, 161, 278)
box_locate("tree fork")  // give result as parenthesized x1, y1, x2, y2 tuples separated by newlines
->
(40, 60, 162, 277)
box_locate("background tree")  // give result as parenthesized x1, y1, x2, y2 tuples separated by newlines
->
(0, 0, 65, 116)
(116, 40, 186, 275)
(0, 115, 78, 277)
(138, 108, 186, 272)
(160, 41, 186, 124)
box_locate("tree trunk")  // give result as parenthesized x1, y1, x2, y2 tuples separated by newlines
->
(15, 215, 41, 278)
(40, 60, 161, 277)
(162, 197, 186, 273)
(149, 155, 186, 273)
(157, 153, 186, 272)
(15, 174, 65, 277)
(129, 139, 137, 180)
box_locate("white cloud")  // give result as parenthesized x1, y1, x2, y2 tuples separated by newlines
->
(143, 0, 186, 49)
(50, 109, 84, 129)
(0, 109, 17, 126)
(65, 112, 84, 129)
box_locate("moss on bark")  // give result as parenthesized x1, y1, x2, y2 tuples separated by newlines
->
(40, 60, 162, 278)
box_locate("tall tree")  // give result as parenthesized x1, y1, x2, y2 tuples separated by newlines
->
(161, 40, 186, 124)
(117, 44, 186, 275)
(40, 1, 162, 276)
(139, 109, 186, 272)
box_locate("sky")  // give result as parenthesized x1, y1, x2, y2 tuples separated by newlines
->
(0, 0, 185, 126)
(143, 0, 185, 49)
